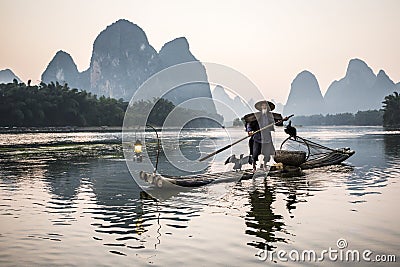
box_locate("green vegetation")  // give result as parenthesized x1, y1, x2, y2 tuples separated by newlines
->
(291, 110, 383, 126)
(5, 79, 395, 128)
(383, 92, 400, 127)
(0, 80, 127, 127)
(0, 80, 223, 128)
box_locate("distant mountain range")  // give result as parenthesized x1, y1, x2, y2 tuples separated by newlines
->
(0, 69, 21, 84)
(2, 21, 398, 119)
(40, 19, 217, 115)
(284, 59, 399, 115)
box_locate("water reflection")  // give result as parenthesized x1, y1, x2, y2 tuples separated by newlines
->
(343, 132, 400, 199)
(48, 158, 202, 254)
(384, 133, 400, 158)
(0, 145, 204, 259)
(46, 160, 82, 201)
(277, 176, 311, 216)
(245, 180, 286, 250)
(241, 174, 314, 251)
(0, 128, 399, 266)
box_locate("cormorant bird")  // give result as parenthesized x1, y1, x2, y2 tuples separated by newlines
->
(284, 121, 297, 139)
(224, 154, 250, 171)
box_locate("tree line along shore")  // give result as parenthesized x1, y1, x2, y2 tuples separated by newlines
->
(1, 80, 399, 129)
(0, 80, 222, 129)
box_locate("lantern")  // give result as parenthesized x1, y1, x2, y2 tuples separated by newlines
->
(134, 139, 142, 154)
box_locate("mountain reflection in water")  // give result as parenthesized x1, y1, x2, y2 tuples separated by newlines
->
(0, 127, 399, 266)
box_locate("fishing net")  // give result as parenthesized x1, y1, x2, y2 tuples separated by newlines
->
(280, 136, 337, 162)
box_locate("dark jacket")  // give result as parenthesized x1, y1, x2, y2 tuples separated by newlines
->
(244, 112, 275, 143)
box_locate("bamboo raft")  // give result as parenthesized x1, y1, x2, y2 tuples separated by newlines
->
(137, 128, 355, 188)
(139, 166, 302, 188)
(140, 169, 257, 188)
(138, 148, 354, 188)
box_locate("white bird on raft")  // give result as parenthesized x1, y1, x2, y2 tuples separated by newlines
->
(224, 154, 250, 171)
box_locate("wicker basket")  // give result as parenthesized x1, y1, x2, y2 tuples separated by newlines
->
(274, 150, 306, 167)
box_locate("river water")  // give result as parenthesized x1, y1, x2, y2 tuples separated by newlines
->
(0, 127, 399, 266)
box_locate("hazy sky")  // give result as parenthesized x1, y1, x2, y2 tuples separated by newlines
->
(1, 0, 399, 103)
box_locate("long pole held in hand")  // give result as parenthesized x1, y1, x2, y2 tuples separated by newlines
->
(198, 114, 294, 162)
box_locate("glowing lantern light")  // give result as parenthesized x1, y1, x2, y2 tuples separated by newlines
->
(134, 139, 142, 154)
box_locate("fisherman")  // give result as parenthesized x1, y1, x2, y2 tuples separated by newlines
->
(245, 100, 282, 172)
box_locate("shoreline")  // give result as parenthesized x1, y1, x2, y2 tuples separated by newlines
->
(0, 126, 123, 134)
(1, 125, 398, 135)
(0, 126, 227, 134)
